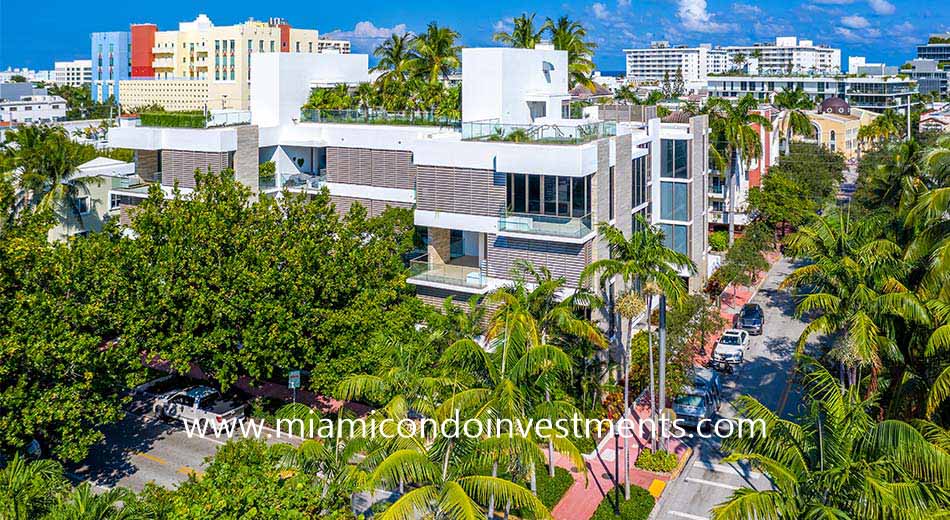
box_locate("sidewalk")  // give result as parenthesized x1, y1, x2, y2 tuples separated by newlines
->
(550, 249, 782, 519)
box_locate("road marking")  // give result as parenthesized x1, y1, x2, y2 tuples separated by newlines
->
(135, 452, 167, 465)
(693, 461, 762, 480)
(669, 512, 709, 520)
(178, 466, 205, 478)
(684, 477, 741, 491)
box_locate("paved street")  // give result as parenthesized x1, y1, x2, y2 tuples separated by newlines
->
(652, 256, 814, 520)
(67, 395, 290, 492)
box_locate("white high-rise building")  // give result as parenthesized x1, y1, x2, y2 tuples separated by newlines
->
(624, 42, 729, 90)
(54, 60, 93, 86)
(724, 37, 841, 75)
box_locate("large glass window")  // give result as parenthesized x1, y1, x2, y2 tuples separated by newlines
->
(659, 224, 689, 255)
(507, 173, 591, 218)
(660, 182, 689, 221)
(661, 139, 688, 179)
(632, 155, 648, 208)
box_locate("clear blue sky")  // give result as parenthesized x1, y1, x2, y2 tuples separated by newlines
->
(1, 0, 947, 71)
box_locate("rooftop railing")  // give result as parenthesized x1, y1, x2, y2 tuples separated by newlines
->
(299, 109, 460, 128)
(408, 254, 487, 289)
(462, 119, 616, 145)
(138, 110, 251, 128)
(498, 212, 593, 239)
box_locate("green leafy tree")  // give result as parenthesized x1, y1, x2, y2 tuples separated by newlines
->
(746, 169, 816, 237)
(773, 87, 815, 155)
(372, 33, 416, 85)
(546, 16, 597, 90)
(712, 357, 950, 520)
(493, 13, 547, 49)
(412, 23, 461, 84)
(0, 455, 67, 519)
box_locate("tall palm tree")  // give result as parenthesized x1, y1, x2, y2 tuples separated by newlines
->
(490, 260, 606, 479)
(582, 216, 695, 493)
(372, 34, 415, 85)
(412, 23, 461, 84)
(705, 95, 773, 244)
(0, 455, 66, 519)
(492, 13, 547, 49)
(781, 211, 929, 388)
(546, 16, 596, 90)
(712, 357, 950, 520)
(772, 87, 815, 155)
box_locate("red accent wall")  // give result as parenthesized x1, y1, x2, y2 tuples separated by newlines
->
(279, 24, 291, 52)
(131, 24, 157, 78)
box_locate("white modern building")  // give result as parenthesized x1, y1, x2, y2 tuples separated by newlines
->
(624, 42, 729, 90)
(54, 60, 93, 86)
(724, 37, 841, 75)
(0, 94, 67, 123)
(707, 74, 917, 113)
(109, 46, 717, 343)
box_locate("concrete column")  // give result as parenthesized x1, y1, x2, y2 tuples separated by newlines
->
(428, 228, 451, 265)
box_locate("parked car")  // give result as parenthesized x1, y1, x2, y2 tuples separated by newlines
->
(673, 368, 722, 428)
(712, 329, 750, 367)
(153, 386, 246, 423)
(737, 303, 765, 335)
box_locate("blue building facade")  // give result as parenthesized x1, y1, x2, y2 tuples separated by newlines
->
(90, 31, 130, 104)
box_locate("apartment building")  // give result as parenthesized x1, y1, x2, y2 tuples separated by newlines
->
(904, 60, 949, 97)
(116, 14, 349, 111)
(54, 60, 93, 86)
(803, 97, 878, 160)
(917, 33, 950, 63)
(724, 37, 841, 75)
(109, 48, 712, 338)
(707, 74, 917, 113)
(0, 95, 66, 123)
(91, 32, 130, 102)
(624, 42, 729, 89)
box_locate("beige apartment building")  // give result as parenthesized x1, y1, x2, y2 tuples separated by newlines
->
(120, 14, 349, 111)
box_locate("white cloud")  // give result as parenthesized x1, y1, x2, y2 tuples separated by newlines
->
(868, 0, 896, 15)
(893, 21, 914, 33)
(811, 0, 854, 4)
(592, 2, 610, 20)
(841, 15, 870, 28)
(732, 3, 763, 16)
(677, 0, 735, 33)
(324, 21, 409, 51)
(618, 0, 631, 6)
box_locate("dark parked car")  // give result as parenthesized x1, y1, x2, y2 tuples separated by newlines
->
(737, 303, 764, 335)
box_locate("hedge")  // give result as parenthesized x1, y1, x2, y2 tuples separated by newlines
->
(140, 112, 207, 128)
(536, 466, 574, 509)
(634, 448, 678, 473)
(590, 485, 656, 520)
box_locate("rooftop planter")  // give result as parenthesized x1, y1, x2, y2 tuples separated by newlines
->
(139, 112, 207, 128)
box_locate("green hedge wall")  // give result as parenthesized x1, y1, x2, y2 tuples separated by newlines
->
(140, 112, 207, 128)
(590, 486, 656, 520)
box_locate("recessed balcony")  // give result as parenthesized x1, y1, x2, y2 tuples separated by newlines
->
(407, 254, 487, 290)
(498, 212, 593, 241)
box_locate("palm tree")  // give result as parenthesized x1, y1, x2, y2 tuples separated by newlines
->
(412, 23, 461, 84)
(336, 335, 455, 419)
(781, 211, 929, 389)
(546, 16, 596, 90)
(705, 95, 773, 244)
(614, 84, 639, 104)
(0, 455, 66, 519)
(772, 87, 815, 155)
(730, 53, 747, 71)
(274, 437, 368, 506)
(372, 34, 415, 85)
(582, 215, 695, 489)
(491, 260, 606, 479)
(493, 13, 547, 49)
(712, 357, 950, 520)
(47, 483, 135, 520)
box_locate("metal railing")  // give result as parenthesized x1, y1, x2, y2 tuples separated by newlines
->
(299, 109, 460, 128)
(498, 212, 593, 239)
(408, 254, 487, 289)
(462, 119, 616, 145)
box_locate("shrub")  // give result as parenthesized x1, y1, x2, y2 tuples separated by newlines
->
(140, 111, 207, 128)
(572, 434, 597, 455)
(536, 466, 574, 509)
(258, 161, 276, 181)
(709, 230, 728, 252)
(590, 485, 655, 520)
(634, 448, 678, 473)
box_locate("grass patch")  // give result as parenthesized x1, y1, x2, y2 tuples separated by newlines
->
(590, 486, 655, 520)
(536, 466, 574, 509)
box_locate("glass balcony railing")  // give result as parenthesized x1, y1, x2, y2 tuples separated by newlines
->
(138, 110, 251, 128)
(299, 109, 460, 128)
(498, 212, 593, 239)
(462, 119, 616, 145)
(259, 171, 326, 192)
(408, 254, 487, 289)
(709, 184, 725, 194)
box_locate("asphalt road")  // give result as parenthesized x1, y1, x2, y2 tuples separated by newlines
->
(651, 256, 816, 520)
(68, 394, 291, 492)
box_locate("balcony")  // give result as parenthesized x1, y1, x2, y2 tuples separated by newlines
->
(259, 171, 327, 192)
(462, 119, 616, 145)
(498, 212, 593, 241)
(408, 254, 487, 290)
(299, 109, 460, 128)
